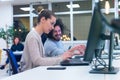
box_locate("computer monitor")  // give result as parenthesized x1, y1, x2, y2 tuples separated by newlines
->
(83, 1, 119, 74)
(83, 2, 106, 62)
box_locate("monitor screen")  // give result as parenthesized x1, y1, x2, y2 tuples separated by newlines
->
(83, 2, 108, 62)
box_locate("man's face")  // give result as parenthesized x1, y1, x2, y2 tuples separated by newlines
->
(53, 26, 62, 41)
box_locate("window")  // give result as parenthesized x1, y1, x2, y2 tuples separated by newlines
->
(73, 13, 92, 40)
(13, 17, 29, 41)
(13, 5, 29, 15)
(100, 0, 114, 9)
(73, 1, 92, 11)
(56, 14, 71, 41)
(52, 2, 69, 12)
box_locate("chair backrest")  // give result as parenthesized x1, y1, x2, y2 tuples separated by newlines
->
(3, 49, 19, 74)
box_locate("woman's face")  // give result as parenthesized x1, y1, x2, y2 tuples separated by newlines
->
(14, 37, 19, 45)
(42, 16, 56, 34)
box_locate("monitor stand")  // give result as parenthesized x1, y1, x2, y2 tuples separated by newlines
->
(90, 32, 119, 74)
(89, 66, 119, 74)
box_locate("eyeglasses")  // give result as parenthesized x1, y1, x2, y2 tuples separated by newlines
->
(49, 21, 55, 26)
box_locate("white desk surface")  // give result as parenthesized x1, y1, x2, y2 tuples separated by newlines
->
(104, 60, 120, 80)
(13, 51, 23, 55)
(1, 66, 105, 80)
(1, 59, 120, 80)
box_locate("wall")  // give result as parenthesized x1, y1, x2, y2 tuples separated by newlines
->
(0, 2, 13, 64)
(0, 2, 13, 28)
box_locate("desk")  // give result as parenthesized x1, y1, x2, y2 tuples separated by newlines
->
(1, 60, 120, 80)
(104, 60, 120, 80)
(13, 51, 23, 55)
(13, 51, 23, 62)
(1, 66, 104, 80)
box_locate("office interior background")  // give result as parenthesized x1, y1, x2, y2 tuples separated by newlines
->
(0, 0, 120, 62)
(0, 0, 119, 44)
(0, 0, 120, 79)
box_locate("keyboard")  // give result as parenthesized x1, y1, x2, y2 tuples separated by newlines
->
(60, 58, 89, 66)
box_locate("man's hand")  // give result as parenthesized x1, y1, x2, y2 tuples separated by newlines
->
(69, 44, 86, 55)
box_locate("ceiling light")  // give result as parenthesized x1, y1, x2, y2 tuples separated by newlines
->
(105, 0, 110, 14)
(119, 1, 120, 5)
(0, 0, 13, 1)
(66, 4, 80, 8)
(20, 7, 35, 11)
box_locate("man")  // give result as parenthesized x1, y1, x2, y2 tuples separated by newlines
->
(44, 18, 85, 57)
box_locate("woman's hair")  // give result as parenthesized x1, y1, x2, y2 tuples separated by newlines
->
(47, 18, 65, 39)
(37, 7, 56, 23)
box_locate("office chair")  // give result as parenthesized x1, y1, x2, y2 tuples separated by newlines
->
(3, 49, 19, 75)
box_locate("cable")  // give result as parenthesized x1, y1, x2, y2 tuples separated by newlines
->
(91, 56, 107, 70)
(91, 49, 107, 70)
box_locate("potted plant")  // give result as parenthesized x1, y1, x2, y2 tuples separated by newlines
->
(0, 23, 29, 49)
(0, 25, 14, 48)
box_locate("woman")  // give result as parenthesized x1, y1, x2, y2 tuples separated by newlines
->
(11, 37, 24, 52)
(20, 9, 84, 71)
(0, 37, 24, 70)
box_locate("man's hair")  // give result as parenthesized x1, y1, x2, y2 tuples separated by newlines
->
(47, 18, 65, 39)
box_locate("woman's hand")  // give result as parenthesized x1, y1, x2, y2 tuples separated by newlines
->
(61, 51, 73, 60)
